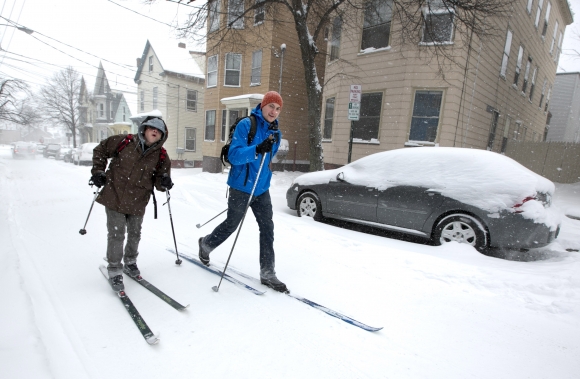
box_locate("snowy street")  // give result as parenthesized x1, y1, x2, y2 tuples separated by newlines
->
(1, 148, 579, 379)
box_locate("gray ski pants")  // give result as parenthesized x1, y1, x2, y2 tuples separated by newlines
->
(105, 207, 144, 277)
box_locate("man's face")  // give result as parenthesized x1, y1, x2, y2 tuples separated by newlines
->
(144, 126, 162, 145)
(262, 102, 281, 123)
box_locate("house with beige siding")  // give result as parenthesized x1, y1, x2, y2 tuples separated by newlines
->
(201, 0, 325, 173)
(134, 40, 205, 168)
(320, 0, 573, 168)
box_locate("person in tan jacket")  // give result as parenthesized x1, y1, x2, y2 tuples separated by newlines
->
(90, 116, 173, 291)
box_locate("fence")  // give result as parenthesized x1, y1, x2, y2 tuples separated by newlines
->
(504, 141, 580, 183)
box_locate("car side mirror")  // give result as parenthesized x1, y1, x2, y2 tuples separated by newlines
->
(336, 172, 345, 182)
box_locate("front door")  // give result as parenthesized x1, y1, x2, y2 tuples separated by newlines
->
(324, 181, 378, 222)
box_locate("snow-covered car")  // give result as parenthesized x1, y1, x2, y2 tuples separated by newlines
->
(72, 142, 98, 165)
(286, 147, 561, 251)
(55, 147, 72, 161)
(12, 141, 36, 159)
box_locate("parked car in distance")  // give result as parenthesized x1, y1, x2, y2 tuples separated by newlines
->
(43, 143, 62, 158)
(72, 142, 99, 165)
(12, 141, 36, 159)
(286, 147, 561, 252)
(55, 147, 73, 161)
(36, 144, 47, 155)
(62, 147, 75, 163)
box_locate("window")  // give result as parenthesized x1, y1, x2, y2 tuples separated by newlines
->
(501, 116, 511, 153)
(529, 67, 537, 101)
(99, 103, 104, 117)
(209, 0, 220, 33)
(534, 0, 543, 28)
(251, 50, 262, 85)
(228, 0, 244, 29)
(149, 56, 153, 72)
(513, 121, 522, 140)
(254, 0, 265, 25)
(522, 56, 532, 93)
(140, 91, 144, 112)
(221, 110, 228, 142)
(555, 31, 563, 63)
(185, 128, 196, 151)
(110, 110, 114, 119)
(361, 0, 393, 50)
(539, 78, 547, 108)
(513, 46, 524, 86)
(544, 86, 551, 112)
(409, 90, 442, 142)
(225, 53, 242, 86)
(542, 2, 551, 37)
(421, 0, 454, 44)
(527, 0, 533, 13)
(205, 110, 216, 141)
(207, 55, 218, 87)
(353, 92, 383, 140)
(187, 90, 197, 111)
(323, 97, 335, 140)
(550, 21, 558, 54)
(330, 17, 342, 61)
(152, 87, 158, 109)
(487, 110, 499, 151)
(500, 29, 513, 78)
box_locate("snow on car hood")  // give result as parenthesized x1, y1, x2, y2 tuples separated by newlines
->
(294, 148, 559, 228)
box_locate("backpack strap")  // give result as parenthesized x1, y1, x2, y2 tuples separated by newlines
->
(114, 134, 133, 157)
(244, 115, 258, 186)
(247, 114, 257, 144)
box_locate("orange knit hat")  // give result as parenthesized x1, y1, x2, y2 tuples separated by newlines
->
(261, 91, 283, 108)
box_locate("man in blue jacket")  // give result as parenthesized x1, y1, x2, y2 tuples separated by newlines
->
(199, 91, 287, 292)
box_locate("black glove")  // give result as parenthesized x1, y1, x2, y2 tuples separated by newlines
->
(256, 137, 274, 155)
(161, 175, 174, 190)
(90, 172, 106, 188)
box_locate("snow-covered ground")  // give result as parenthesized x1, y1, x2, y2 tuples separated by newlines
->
(1, 144, 579, 379)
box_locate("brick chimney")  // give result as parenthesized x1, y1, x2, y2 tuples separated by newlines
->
(178, 42, 186, 49)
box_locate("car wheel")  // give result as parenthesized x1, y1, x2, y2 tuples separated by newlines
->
(297, 192, 323, 221)
(434, 214, 488, 251)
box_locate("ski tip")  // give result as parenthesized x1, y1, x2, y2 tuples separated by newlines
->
(146, 336, 160, 345)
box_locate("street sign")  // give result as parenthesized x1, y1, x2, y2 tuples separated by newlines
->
(348, 85, 362, 121)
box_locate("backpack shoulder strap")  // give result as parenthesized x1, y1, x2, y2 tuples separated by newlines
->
(155, 147, 167, 171)
(114, 134, 134, 157)
(247, 115, 257, 145)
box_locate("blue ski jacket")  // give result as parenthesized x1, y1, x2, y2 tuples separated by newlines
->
(227, 104, 282, 196)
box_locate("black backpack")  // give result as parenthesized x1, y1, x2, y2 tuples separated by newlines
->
(220, 114, 257, 166)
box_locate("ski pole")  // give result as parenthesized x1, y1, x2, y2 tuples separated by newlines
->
(162, 179, 182, 265)
(79, 186, 101, 235)
(212, 153, 267, 293)
(196, 208, 227, 228)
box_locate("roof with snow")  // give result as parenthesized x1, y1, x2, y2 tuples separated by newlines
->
(134, 39, 205, 83)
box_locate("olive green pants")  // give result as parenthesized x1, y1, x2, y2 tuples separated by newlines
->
(105, 207, 144, 277)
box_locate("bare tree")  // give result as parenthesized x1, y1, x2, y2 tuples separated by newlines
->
(171, 0, 515, 171)
(38, 66, 81, 147)
(0, 78, 30, 125)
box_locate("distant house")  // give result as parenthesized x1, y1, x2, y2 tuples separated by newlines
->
(78, 62, 133, 144)
(546, 72, 580, 142)
(134, 39, 205, 168)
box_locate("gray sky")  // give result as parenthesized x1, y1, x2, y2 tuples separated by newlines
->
(1, 0, 579, 115)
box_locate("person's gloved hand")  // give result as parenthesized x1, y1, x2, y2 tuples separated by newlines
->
(90, 172, 106, 188)
(256, 136, 274, 155)
(161, 175, 174, 190)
